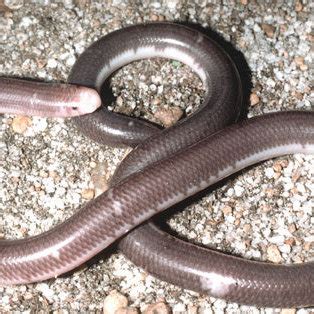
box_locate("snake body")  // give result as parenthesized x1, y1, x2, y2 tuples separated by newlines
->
(1, 23, 313, 308)
(0, 77, 101, 117)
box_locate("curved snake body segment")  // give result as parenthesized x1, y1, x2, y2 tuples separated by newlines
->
(0, 77, 101, 117)
(1, 23, 313, 308)
(1, 112, 313, 308)
(69, 23, 314, 307)
(69, 23, 242, 148)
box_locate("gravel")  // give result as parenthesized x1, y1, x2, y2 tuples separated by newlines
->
(0, 0, 313, 313)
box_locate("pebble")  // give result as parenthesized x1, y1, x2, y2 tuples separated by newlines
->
(303, 242, 311, 252)
(91, 162, 110, 195)
(170, 0, 184, 10)
(172, 303, 186, 313)
(295, 2, 303, 12)
(103, 291, 128, 314)
(1, 295, 10, 305)
(4, 0, 23, 10)
(234, 185, 244, 197)
(288, 223, 296, 233)
(264, 168, 275, 179)
(294, 56, 308, 71)
(11, 115, 31, 133)
(294, 56, 305, 67)
(47, 58, 58, 68)
(279, 244, 291, 254)
(250, 93, 260, 106)
(81, 188, 95, 200)
(243, 224, 251, 233)
(222, 205, 232, 216)
(280, 309, 296, 314)
(154, 106, 183, 127)
(36, 283, 55, 302)
(115, 307, 139, 314)
(143, 302, 171, 314)
(261, 23, 275, 38)
(187, 305, 198, 314)
(266, 244, 283, 263)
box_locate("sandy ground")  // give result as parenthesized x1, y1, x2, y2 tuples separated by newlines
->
(0, 1, 313, 313)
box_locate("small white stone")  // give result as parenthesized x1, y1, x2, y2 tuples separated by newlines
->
(269, 235, 285, 245)
(253, 23, 261, 32)
(36, 283, 55, 302)
(1, 295, 10, 304)
(151, 2, 161, 9)
(279, 244, 291, 254)
(149, 84, 157, 92)
(251, 250, 262, 259)
(47, 58, 58, 68)
(213, 299, 227, 309)
(266, 78, 276, 88)
(151, 75, 162, 84)
(66, 55, 76, 67)
(166, 0, 180, 10)
(103, 291, 128, 314)
(226, 215, 235, 223)
(20, 16, 33, 27)
(42, 177, 55, 194)
(157, 85, 164, 94)
(265, 168, 274, 178)
(234, 185, 244, 197)
(296, 182, 306, 194)
(226, 188, 234, 197)
(172, 303, 186, 313)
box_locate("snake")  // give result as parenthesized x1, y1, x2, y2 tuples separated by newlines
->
(0, 23, 313, 308)
(0, 77, 101, 117)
